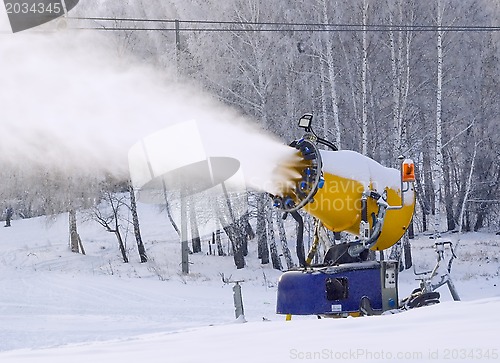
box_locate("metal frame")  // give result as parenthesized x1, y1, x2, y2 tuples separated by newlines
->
(413, 241, 460, 301)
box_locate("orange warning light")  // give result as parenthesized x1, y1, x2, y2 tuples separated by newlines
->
(402, 159, 415, 182)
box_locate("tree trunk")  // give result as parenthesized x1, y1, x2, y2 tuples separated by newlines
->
(443, 154, 456, 231)
(414, 158, 429, 233)
(465, 209, 471, 232)
(321, 0, 342, 148)
(69, 209, 84, 254)
(276, 212, 294, 270)
(474, 206, 486, 232)
(388, 1, 412, 159)
(408, 219, 415, 239)
(256, 193, 270, 264)
(422, 139, 435, 232)
(240, 212, 254, 257)
(217, 184, 245, 269)
(361, 0, 369, 155)
(4, 207, 12, 227)
(189, 197, 202, 253)
(128, 184, 147, 263)
(222, 222, 246, 269)
(319, 56, 329, 139)
(78, 236, 86, 255)
(390, 24, 401, 155)
(402, 232, 413, 270)
(109, 200, 129, 264)
(162, 180, 180, 236)
(267, 208, 282, 271)
(215, 229, 225, 256)
(433, 1, 445, 238)
(458, 141, 478, 234)
(115, 229, 129, 263)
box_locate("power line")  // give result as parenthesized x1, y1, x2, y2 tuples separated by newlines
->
(70, 27, 500, 32)
(69, 16, 176, 24)
(67, 16, 500, 32)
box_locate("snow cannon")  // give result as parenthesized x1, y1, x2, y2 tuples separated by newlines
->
(272, 114, 415, 256)
(273, 114, 417, 318)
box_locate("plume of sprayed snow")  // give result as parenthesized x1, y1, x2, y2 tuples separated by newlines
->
(0, 19, 296, 193)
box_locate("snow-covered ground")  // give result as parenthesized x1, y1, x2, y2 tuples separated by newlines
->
(0, 205, 499, 362)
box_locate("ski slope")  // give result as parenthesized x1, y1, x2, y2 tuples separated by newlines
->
(0, 206, 499, 362)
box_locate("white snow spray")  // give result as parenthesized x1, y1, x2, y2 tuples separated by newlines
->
(0, 11, 296, 196)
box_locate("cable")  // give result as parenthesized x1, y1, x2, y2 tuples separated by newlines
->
(69, 16, 176, 23)
(66, 16, 500, 32)
(69, 26, 500, 33)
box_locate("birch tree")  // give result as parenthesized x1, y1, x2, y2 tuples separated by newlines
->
(360, 0, 369, 155)
(320, 0, 342, 148)
(387, 0, 414, 158)
(433, 0, 445, 238)
(267, 208, 282, 270)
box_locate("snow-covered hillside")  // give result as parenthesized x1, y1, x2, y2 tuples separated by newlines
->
(0, 205, 499, 362)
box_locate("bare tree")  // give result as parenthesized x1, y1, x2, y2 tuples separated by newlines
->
(91, 190, 129, 263)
